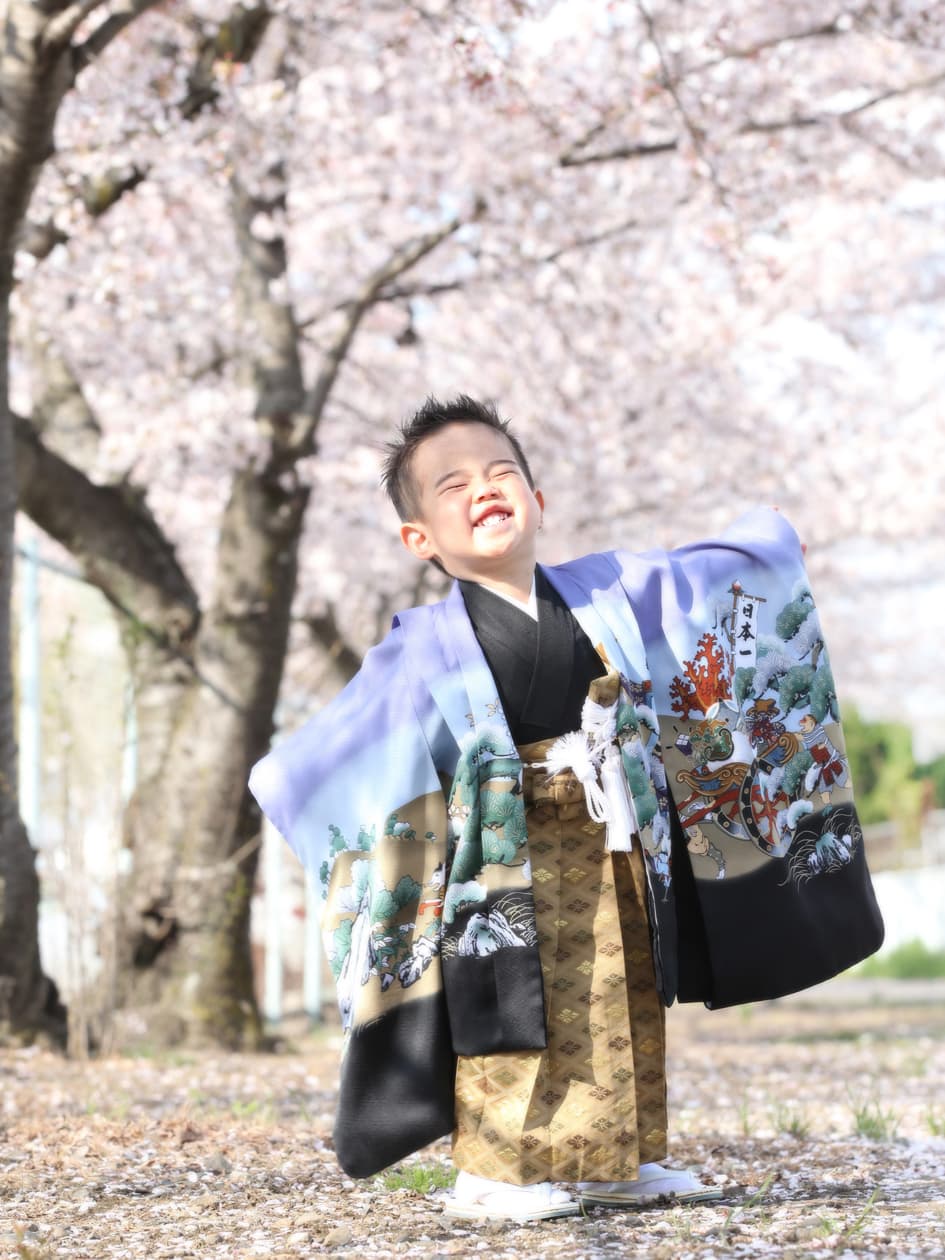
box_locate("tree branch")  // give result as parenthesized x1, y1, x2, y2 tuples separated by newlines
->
(295, 208, 477, 457)
(560, 137, 678, 168)
(231, 164, 306, 444)
(685, 16, 849, 76)
(560, 67, 945, 167)
(738, 69, 945, 135)
(635, 0, 731, 206)
(534, 213, 655, 266)
(25, 325, 102, 469)
(14, 414, 200, 650)
(560, 16, 851, 166)
(299, 605, 362, 686)
(16, 218, 69, 260)
(177, 3, 272, 120)
(299, 277, 469, 329)
(72, 0, 163, 75)
(42, 0, 108, 53)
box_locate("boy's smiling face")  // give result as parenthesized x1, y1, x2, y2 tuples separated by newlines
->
(399, 421, 544, 588)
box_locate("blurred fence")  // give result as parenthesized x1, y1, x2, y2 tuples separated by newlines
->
(250, 821, 327, 1026)
(870, 864, 945, 955)
(863, 811, 945, 872)
(860, 812, 945, 958)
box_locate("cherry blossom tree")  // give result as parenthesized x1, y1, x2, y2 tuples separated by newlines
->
(5, 0, 945, 1045)
(9, 0, 490, 1047)
(1, 0, 166, 1041)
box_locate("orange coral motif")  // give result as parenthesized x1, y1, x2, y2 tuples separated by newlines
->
(669, 633, 732, 718)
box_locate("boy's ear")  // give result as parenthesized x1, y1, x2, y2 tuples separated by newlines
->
(400, 520, 435, 562)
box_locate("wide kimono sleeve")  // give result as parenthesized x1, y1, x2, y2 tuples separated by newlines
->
(248, 624, 458, 1177)
(615, 506, 884, 1008)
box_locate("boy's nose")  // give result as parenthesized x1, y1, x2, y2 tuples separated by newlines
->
(473, 481, 500, 500)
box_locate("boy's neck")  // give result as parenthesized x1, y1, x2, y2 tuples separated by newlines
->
(456, 559, 537, 604)
(474, 570, 537, 606)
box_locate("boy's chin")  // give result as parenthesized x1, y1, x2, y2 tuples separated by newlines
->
(474, 536, 531, 560)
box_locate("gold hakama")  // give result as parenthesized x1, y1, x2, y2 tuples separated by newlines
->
(452, 737, 667, 1184)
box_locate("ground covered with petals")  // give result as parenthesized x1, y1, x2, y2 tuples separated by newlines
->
(2, 981, 943, 1259)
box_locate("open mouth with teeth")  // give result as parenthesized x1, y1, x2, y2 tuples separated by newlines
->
(474, 509, 512, 529)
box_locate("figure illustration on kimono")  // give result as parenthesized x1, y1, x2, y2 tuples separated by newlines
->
(685, 822, 726, 880)
(249, 395, 884, 1224)
(798, 713, 851, 804)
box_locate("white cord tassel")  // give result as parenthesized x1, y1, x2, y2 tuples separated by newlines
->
(581, 696, 617, 745)
(581, 695, 637, 852)
(536, 696, 638, 852)
(599, 743, 636, 852)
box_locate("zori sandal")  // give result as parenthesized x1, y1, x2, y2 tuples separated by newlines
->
(578, 1163, 724, 1208)
(444, 1170, 580, 1221)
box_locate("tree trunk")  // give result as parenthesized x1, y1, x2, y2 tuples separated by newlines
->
(114, 468, 309, 1047)
(0, 0, 162, 1044)
(0, 257, 66, 1043)
(13, 409, 306, 1047)
(0, 0, 72, 1045)
(13, 125, 464, 1048)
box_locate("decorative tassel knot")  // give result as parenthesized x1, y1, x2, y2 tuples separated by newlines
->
(534, 695, 639, 852)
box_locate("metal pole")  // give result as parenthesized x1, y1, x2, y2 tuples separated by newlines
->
(262, 818, 283, 1024)
(121, 681, 138, 805)
(303, 868, 323, 1023)
(17, 536, 41, 843)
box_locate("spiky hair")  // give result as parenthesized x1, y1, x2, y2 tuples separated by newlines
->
(381, 394, 535, 521)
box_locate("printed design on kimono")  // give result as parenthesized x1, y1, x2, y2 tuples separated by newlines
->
(318, 719, 544, 1030)
(440, 724, 539, 959)
(319, 797, 448, 1031)
(663, 576, 857, 884)
(614, 678, 674, 901)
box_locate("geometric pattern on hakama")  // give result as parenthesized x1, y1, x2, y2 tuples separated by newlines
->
(452, 740, 667, 1184)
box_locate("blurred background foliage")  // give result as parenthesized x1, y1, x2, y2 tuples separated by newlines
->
(844, 707, 944, 841)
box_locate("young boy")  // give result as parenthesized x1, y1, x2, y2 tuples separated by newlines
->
(249, 396, 883, 1222)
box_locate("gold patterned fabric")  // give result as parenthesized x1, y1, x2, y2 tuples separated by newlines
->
(452, 737, 667, 1184)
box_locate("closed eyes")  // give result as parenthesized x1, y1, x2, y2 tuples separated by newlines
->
(439, 469, 518, 495)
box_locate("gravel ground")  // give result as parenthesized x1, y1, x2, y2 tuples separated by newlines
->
(2, 980, 944, 1259)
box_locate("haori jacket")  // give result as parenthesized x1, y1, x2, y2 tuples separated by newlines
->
(248, 506, 884, 1177)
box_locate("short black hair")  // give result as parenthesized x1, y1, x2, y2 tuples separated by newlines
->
(381, 394, 535, 521)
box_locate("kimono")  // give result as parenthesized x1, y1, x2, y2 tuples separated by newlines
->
(249, 507, 884, 1178)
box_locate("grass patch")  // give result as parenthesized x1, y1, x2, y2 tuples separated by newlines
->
(899, 1053, 928, 1078)
(854, 939, 945, 980)
(718, 1172, 775, 1243)
(785, 1028, 862, 1044)
(816, 1212, 840, 1238)
(849, 1097, 899, 1141)
(378, 1162, 456, 1194)
(229, 1098, 272, 1120)
(839, 1189, 881, 1243)
(737, 1097, 753, 1137)
(771, 1101, 811, 1139)
(123, 1045, 199, 1067)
